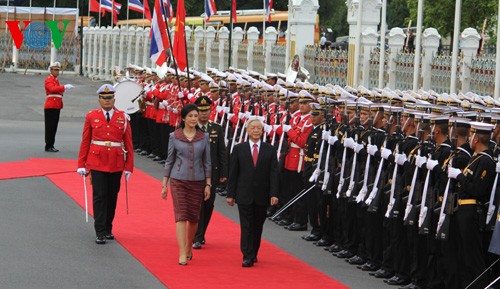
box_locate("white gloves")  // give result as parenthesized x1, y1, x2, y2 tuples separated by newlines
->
(427, 159, 439, 171)
(496, 162, 500, 173)
(227, 113, 234, 120)
(367, 144, 378, 156)
(282, 124, 292, 133)
(309, 169, 320, 183)
(328, 135, 338, 145)
(447, 167, 461, 179)
(381, 147, 392, 160)
(354, 143, 364, 154)
(264, 124, 273, 134)
(415, 155, 427, 168)
(77, 168, 86, 176)
(124, 171, 132, 181)
(187, 93, 194, 100)
(64, 84, 74, 91)
(343, 137, 356, 149)
(322, 130, 331, 141)
(216, 106, 223, 113)
(395, 153, 407, 166)
(223, 107, 230, 114)
(238, 112, 245, 120)
(245, 111, 252, 118)
(273, 124, 281, 130)
(177, 92, 184, 99)
(171, 108, 178, 114)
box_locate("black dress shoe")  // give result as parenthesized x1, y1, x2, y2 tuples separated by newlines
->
(201, 239, 205, 245)
(385, 276, 410, 286)
(315, 239, 333, 247)
(270, 215, 283, 222)
(326, 244, 343, 253)
(346, 255, 365, 265)
(95, 236, 106, 244)
(359, 262, 379, 271)
(134, 148, 142, 153)
(278, 219, 292, 226)
(242, 259, 254, 267)
(158, 159, 166, 165)
(153, 156, 162, 161)
(104, 233, 114, 240)
(398, 284, 418, 289)
(335, 250, 355, 259)
(286, 223, 307, 231)
(147, 153, 156, 158)
(45, 147, 59, 152)
(192, 242, 202, 249)
(252, 257, 258, 263)
(139, 150, 149, 156)
(303, 234, 322, 241)
(372, 269, 394, 279)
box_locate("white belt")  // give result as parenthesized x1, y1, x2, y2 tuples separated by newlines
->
(290, 142, 300, 149)
(91, 140, 122, 147)
(47, 94, 62, 98)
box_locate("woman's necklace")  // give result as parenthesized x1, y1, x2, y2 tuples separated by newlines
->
(184, 129, 196, 140)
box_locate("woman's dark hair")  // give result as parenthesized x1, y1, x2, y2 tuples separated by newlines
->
(179, 103, 199, 129)
(181, 103, 199, 119)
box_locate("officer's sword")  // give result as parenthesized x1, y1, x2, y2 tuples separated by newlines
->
(83, 174, 88, 223)
(125, 177, 129, 215)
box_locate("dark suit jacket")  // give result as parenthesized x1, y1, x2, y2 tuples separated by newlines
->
(227, 141, 279, 206)
(205, 121, 228, 185)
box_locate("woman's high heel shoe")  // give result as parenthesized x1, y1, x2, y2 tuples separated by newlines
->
(186, 255, 192, 261)
(178, 261, 187, 265)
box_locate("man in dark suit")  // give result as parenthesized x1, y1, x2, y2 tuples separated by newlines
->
(193, 96, 228, 249)
(227, 117, 279, 267)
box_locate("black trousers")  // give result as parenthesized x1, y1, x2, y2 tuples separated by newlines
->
(158, 123, 171, 159)
(194, 185, 216, 243)
(44, 108, 60, 149)
(91, 170, 122, 236)
(237, 202, 267, 260)
(138, 116, 150, 153)
(129, 112, 141, 149)
(147, 119, 160, 156)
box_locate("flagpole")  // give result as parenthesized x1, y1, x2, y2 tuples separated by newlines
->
(88, 0, 91, 18)
(263, 0, 266, 61)
(127, 0, 130, 31)
(53, 0, 57, 21)
(111, 0, 114, 28)
(5, 0, 10, 33)
(99, 0, 102, 27)
(161, 1, 184, 101)
(228, 0, 233, 69)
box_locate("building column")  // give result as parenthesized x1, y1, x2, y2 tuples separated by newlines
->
(387, 27, 406, 89)
(421, 28, 441, 90)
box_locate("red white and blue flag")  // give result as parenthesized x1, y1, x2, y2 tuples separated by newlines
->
(100, 0, 122, 14)
(150, 0, 170, 66)
(128, 0, 144, 13)
(204, 0, 217, 21)
(265, 0, 273, 22)
(162, 0, 174, 22)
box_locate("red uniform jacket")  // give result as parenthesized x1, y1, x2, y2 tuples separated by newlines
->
(78, 108, 134, 173)
(284, 114, 312, 172)
(44, 74, 65, 109)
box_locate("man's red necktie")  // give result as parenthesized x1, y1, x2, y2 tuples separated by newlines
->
(252, 143, 258, 166)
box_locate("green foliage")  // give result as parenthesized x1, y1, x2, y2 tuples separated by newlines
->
(318, 0, 348, 40)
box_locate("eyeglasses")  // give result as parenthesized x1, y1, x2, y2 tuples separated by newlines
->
(99, 96, 114, 100)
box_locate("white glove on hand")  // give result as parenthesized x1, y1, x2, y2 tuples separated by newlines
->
(124, 171, 132, 181)
(309, 169, 320, 183)
(162, 100, 168, 106)
(381, 147, 392, 160)
(343, 137, 356, 149)
(367, 144, 378, 156)
(187, 93, 194, 100)
(273, 124, 281, 130)
(264, 124, 273, 134)
(144, 84, 152, 92)
(395, 153, 407, 165)
(223, 107, 230, 114)
(496, 162, 500, 173)
(172, 108, 178, 114)
(415, 155, 427, 168)
(328, 135, 338, 145)
(322, 130, 331, 141)
(427, 159, 439, 171)
(227, 113, 234, 120)
(177, 92, 184, 99)
(447, 167, 461, 179)
(354, 143, 364, 154)
(77, 168, 86, 176)
(64, 84, 74, 91)
(245, 111, 252, 118)
(216, 106, 223, 113)
(238, 112, 245, 120)
(282, 124, 292, 133)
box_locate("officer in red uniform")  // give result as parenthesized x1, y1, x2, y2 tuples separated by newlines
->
(44, 62, 73, 152)
(77, 84, 134, 244)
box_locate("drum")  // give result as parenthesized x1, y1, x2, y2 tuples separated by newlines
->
(114, 80, 143, 114)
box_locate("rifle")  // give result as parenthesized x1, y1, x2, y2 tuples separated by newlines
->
(230, 98, 245, 154)
(263, 97, 270, 142)
(276, 95, 291, 160)
(436, 120, 457, 240)
(403, 114, 425, 225)
(309, 103, 329, 183)
(223, 91, 233, 147)
(346, 104, 361, 198)
(418, 123, 438, 234)
(320, 100, 338, 192)
(357, 106, 375, 203)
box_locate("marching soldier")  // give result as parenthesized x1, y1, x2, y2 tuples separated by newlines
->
(77, 84, 134, 244)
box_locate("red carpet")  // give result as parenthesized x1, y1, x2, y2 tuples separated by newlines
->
(1, 158, 349, 289)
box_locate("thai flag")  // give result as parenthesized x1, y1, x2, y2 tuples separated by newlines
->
(150, 0, 170, 66)
(265, 0, 273, 22)
(204, 0, 217, 21)
(128, 0, 144, 13)
(162, 0, 174, 22)
(100, 0, 121, 14)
